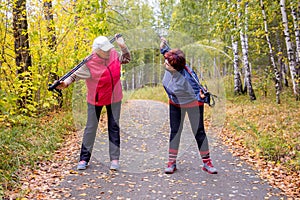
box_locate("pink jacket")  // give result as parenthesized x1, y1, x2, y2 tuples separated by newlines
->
(85, 49, 122, 106)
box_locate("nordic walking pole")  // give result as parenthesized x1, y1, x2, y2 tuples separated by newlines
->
(48, 34, 122, 91)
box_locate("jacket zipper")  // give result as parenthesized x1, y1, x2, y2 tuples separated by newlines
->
(107, 65, 115, 103)
(95, 60, 114, 104)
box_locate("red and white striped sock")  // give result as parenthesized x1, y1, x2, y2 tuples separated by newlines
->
(168, 148, 178, 165)
(200, 150, 210, 160)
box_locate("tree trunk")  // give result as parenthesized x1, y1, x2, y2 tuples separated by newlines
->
(231, 36, 243, 95)
(291, 2, 300, 64)
(43, 0, 63, 108)
(261, 0, 281, 104)
(13, 0, 32, 108)
(239, 1, 256, 100)
(13, 0, 32, 74)
(228, 0, 243, 95)
(44, 1, 57, 50)
(280, 0, 300, 100)
(276, 31, 288, 88)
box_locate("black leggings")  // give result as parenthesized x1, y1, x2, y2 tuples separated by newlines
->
(169, 104, 209, 155)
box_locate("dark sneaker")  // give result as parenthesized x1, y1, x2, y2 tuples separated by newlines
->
(77, 160, 88, 170)
(110, 160, 120, 171)
(165, 162, 177, 174)
(202, 159, 217, 174)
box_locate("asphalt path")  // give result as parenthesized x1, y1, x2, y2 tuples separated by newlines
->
(50, 100, 286, 200)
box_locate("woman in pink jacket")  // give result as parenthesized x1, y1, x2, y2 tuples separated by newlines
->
(57, 34, 131, 170)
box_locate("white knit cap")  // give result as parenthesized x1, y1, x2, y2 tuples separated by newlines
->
(92, 36, 114, 51)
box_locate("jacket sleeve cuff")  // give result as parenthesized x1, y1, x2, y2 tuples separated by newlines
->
(121, 46, 129, 52)
(64, 76, 74, 86)
(160, 46, 171, 55)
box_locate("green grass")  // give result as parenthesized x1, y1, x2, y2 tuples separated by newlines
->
(0, 110, 75, 196)
(123, 84, 168, 103)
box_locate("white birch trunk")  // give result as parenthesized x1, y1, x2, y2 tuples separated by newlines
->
(280, 0, 300, 99)
(276, 31, 288, 87)
(231, 35, 243, 94)
(261, 0, 281, 104)
(291, 3, 300, 63)
(239, 1, 256, 100)
(228, 0, 243, 95)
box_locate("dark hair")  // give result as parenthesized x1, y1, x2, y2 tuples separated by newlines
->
(164, 49, 186, 71)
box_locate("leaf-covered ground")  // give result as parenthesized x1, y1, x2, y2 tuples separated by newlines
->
(5, 100, 298, 199)
(220, 100, 300, 198)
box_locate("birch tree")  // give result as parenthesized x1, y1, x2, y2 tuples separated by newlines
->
(276, 30, 289, 87)
(238, 0, 256, 100)
(260, 0, 281, 103)
(228, 0, 243, 95)
(280, 0, 300, 100)
(290, 1, 300, 63)
(232, 35, 243, 95)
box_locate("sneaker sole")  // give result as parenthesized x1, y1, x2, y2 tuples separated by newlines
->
(110, 165, 120, 171)
(77, 166, 87, 170)
(202, 167, 218, 174)
(165, 167, 177, 174)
